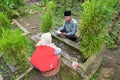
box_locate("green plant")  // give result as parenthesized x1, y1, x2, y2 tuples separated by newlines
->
(79, 0, 117, 57)
(0, 12, 11, 27)
(114, 0, 120, 12)
(0, 0, 24, 18)
(106, 32, 117, 50)
(40, 1, 56, 32)
(106, 18, 120, 50)
(0, 12, 11, 37)
(0, 29, 30, 70)
(90, 69, 100, 80)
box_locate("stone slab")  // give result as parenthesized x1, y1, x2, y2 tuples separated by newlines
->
(51, 31, 80, 51)
(12, 19, 30, 35)
(30, 33, 42, 42)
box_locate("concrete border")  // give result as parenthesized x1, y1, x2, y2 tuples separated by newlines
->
(16, 66, 34, 80)
(12, 19, 30, 35)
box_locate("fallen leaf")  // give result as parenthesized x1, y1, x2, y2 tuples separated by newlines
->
(30, 26, 37, 29)
(26, 23, 30, 26)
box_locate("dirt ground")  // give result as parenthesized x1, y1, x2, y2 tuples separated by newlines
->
(15, 14, 120, 80)
(96, 45, 120, 80)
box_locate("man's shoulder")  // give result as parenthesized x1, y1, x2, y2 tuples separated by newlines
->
(72, 18, 77, 24)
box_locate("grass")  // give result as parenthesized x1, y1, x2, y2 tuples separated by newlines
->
(90, 69, 100, 80)
(106, 18, 120, 50)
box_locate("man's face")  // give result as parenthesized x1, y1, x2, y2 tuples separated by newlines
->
(64, 16, 72, 22)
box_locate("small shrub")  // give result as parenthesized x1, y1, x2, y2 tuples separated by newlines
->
(114, 0, 120, 11)
(0, 12, 11, 27)
(0, 29, 30, 70)
(0, 12, 11, 36)
(0, 0, 24, 18)
(79, 0, 117, 57)
(40, 1, 56, 32)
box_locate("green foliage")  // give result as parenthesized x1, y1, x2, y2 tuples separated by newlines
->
(79, 0, 117, 57)
(90, 69, 100, 80)
(40, 1, 56, 32)
(0, 12, 11, 36)
(0, 0, 24, 18)
(0, 12, 11, 27)
(114, 0, 120, 12)
(0, 29, 30, 70)
(106, 19, 120, 50)
(106, 32, 117, 50)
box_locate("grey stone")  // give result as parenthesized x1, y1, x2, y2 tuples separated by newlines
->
(30, 33, 42, 42)
(12, 19, 30, 35)
(51, 31, 80, 51)
(6, 62, 16, 73)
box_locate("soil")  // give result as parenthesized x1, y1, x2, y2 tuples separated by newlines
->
(15, 14, 41, 36)
(15, 13, 120, 80)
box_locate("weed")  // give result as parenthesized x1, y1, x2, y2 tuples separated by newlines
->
(0, 0, 24, 18)
(0, 12, 11, 37)
(0, 29, 31, 70)
(90, 69, 100, 80)
(40, 1, 56, 32)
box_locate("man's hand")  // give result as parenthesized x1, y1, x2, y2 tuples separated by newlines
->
(60, 33, 66, 37)
(56, 31, 61, 34)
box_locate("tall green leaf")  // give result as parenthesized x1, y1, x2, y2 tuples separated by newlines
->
(79, 0, 117, 57)
(40, 1, 56, 32)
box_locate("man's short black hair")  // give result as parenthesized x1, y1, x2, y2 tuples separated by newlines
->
(64, 10, 71, 16)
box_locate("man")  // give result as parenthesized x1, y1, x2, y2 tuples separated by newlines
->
(57, 10, 78, 41)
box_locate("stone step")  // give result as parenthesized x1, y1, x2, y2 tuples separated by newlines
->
(50, 30, 81, 52)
